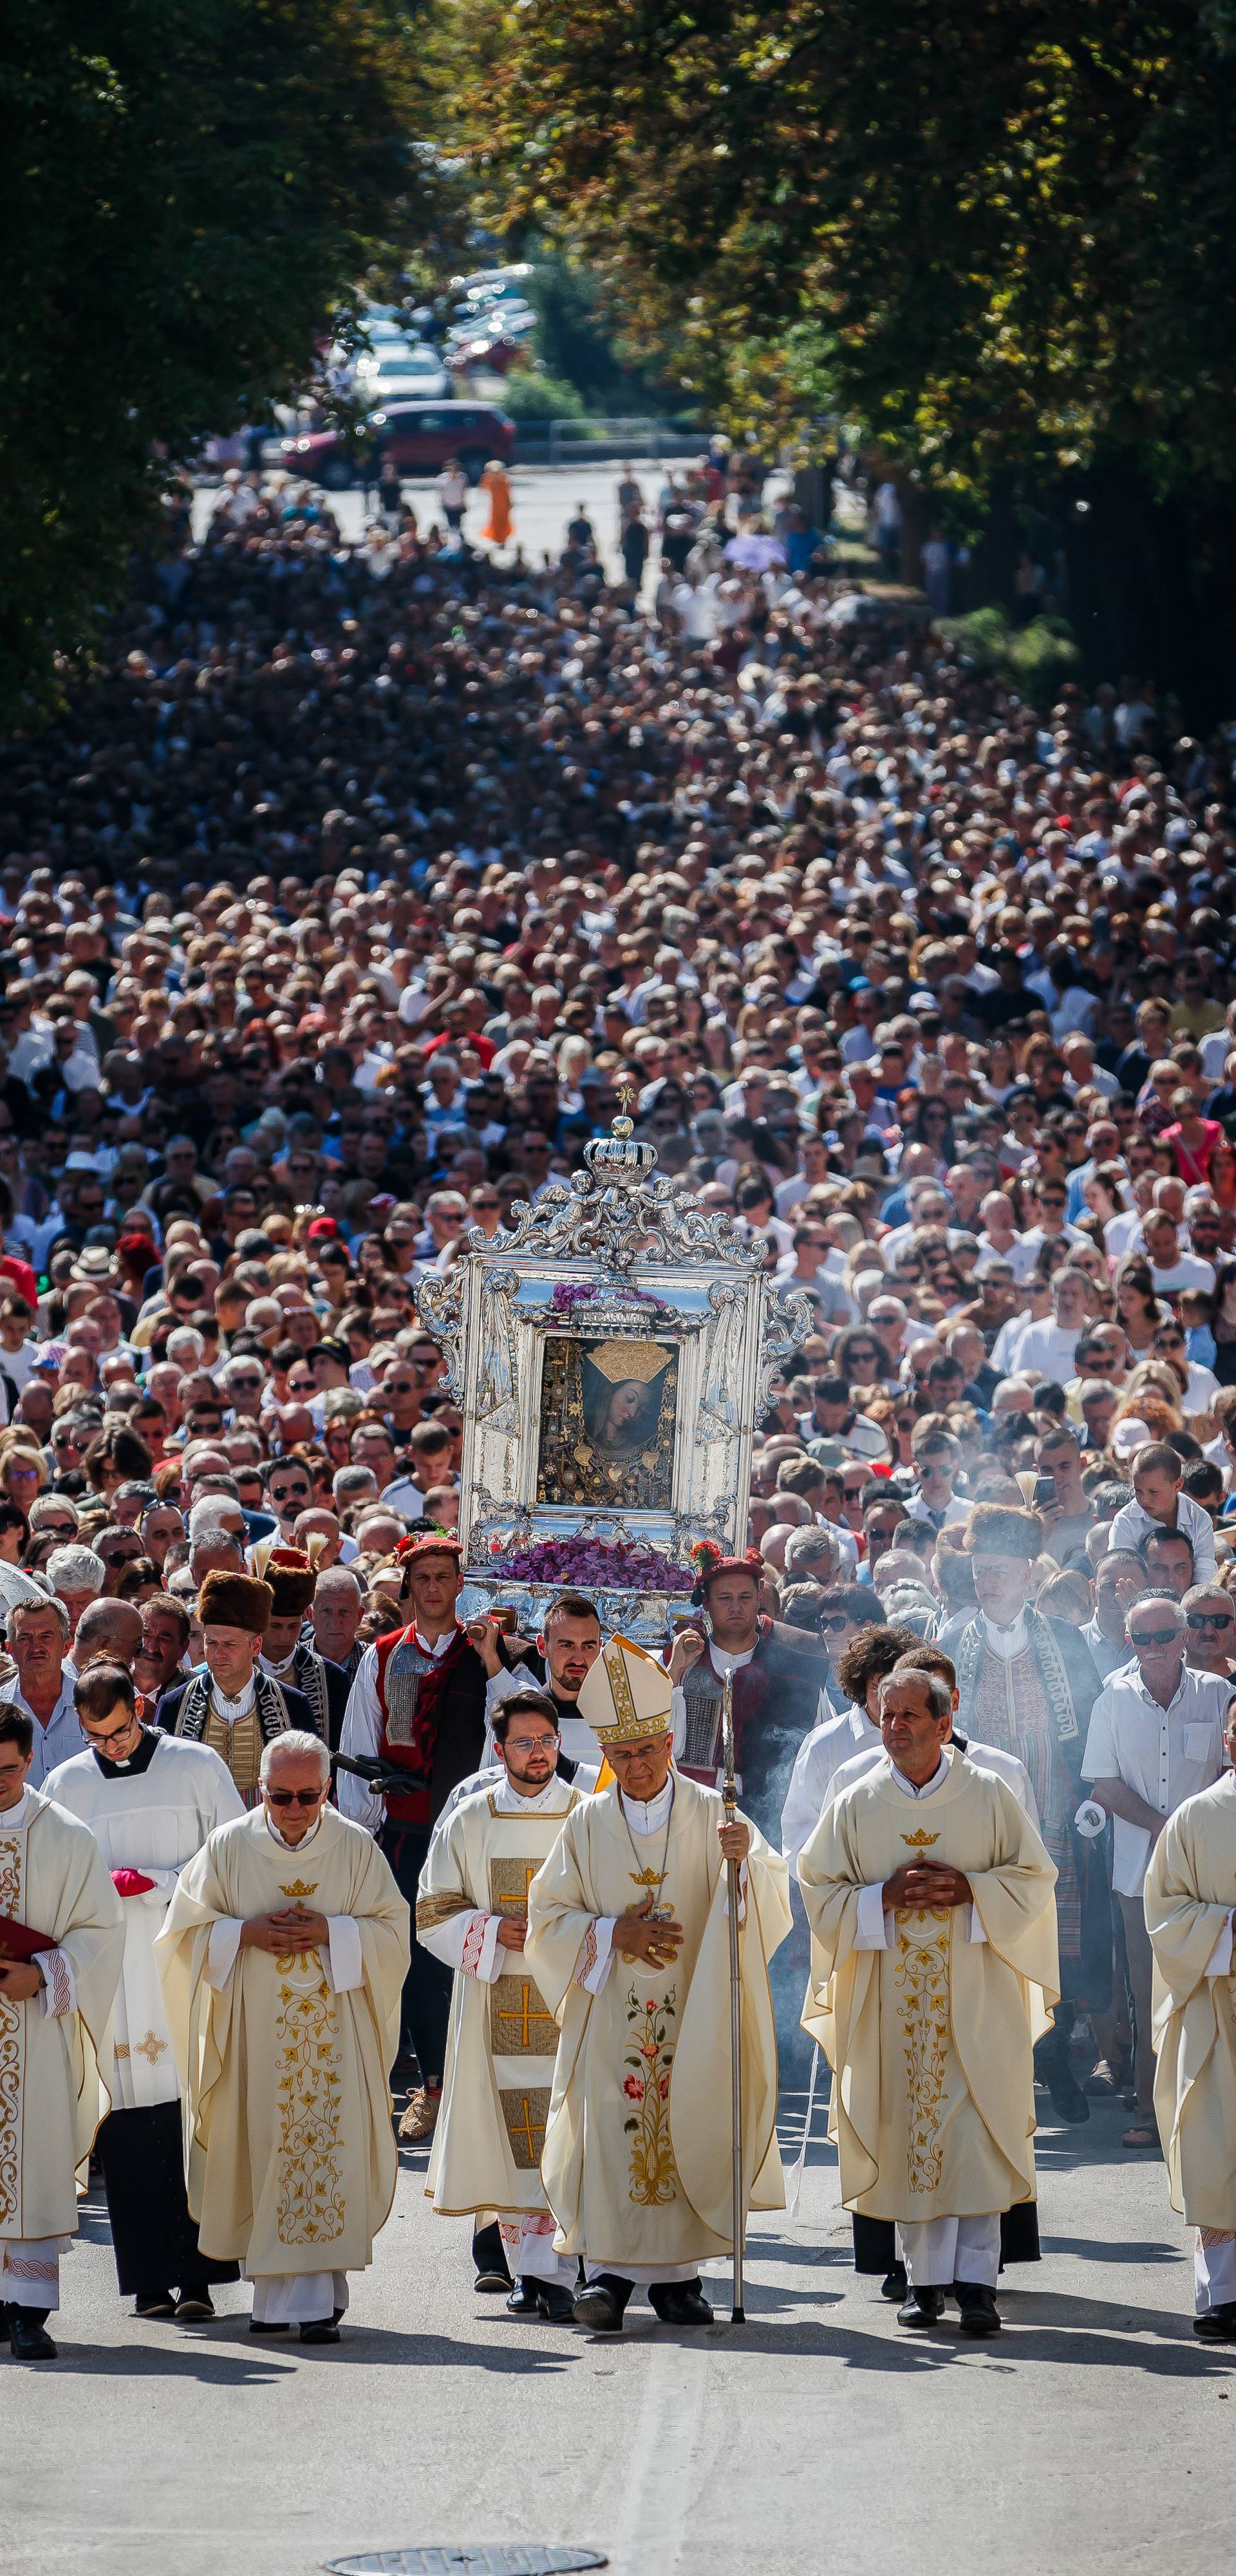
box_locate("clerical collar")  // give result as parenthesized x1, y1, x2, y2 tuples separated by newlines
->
(889, 1749, 952, 1799)
(211, 1675, 258, 1721)
(980, 1608, 1029, 1660)
(619, 1777, 675, 1835)
(94, 1725, 162, 1781)
(264, 1806, 324, 1852)
(494, 1773, 572, 1814)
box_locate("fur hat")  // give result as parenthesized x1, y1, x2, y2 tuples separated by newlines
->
(964, 1503, 1043, 1561)
(198, 1571, 273, 1636)
(262, 1548, 317, 1620)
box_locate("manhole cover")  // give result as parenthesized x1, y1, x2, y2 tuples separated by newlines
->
(326, 2553, 607, 2576)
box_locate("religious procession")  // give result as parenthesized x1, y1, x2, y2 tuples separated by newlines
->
(7, 1097, 1236, 2371)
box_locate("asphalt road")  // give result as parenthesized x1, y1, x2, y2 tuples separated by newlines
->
(7, 2083, 1227, 2576)
(192, 462, 677, 584)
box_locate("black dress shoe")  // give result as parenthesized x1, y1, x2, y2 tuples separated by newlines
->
(537, 2282, 577, 2324)
(897, 2286, 945, 2330)
(1046, 2066, 1091, 2125)
(474, 2269, 514, 2294)
(134, 2291, 177, 2320)
(10, 2307, 57, 2360)
(881, 2263, 908, 2300)
(173, 2292, 215, 2322)
(505, 2279, 542, 2316)
(954, 2280, 1001, 2337)
(573, 2273, 631, 2333)
(649, 2279, 714, 2326)
(1195, 2301, 1236, 2340)
(299, 2318, 341, 2343)
(248, 2316, 290, 2335)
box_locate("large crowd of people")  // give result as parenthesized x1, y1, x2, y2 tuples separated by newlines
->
(3, 466, 1236, 2360)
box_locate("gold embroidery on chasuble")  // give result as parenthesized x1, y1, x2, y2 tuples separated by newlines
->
(274, 1965, 345, 2247)
(416, 1890, 471, 1934)
(894, 1908, 953, 2195)
(499, 2084, 552, 2168)
(203, 1703, 263, 1799)
(623, 1984, 678, 2207)
(490, 1973, 557, 2057)
(488, 1855, 541, 1918)
(0, 1832, 22, 2227)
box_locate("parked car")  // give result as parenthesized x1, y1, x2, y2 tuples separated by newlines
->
(281, 401, 516, 490)
(362, 348, 451, 402)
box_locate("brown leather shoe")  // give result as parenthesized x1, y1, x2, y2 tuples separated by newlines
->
(398, 2087, 440, 2143)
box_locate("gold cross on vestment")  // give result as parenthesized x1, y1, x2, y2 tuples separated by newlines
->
(508, 2094, 547, 2162)
(133, 2029, 168, 2065)
(495, 1981, 556, 2050)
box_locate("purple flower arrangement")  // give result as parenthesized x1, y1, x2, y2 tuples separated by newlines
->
(485, 1534, 695, 1592)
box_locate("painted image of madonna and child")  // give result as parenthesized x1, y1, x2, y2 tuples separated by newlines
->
(536, 1336, 679, 1511)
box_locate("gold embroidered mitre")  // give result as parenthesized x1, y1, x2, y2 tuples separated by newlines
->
(577, 1633, 674, 1746)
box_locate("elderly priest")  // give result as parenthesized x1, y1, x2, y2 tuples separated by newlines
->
(525, 1635, 791, 2333)
(798, 1663, 1059, 2337)
(1144, 1695, 1236, 2339)
(0, 1702, 125, 2360)
(156, 1728, 409, 2342)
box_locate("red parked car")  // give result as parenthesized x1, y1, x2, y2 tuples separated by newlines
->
(281, 401, 516, 491)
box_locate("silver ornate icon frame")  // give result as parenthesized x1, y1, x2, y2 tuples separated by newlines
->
(415, 1113, 810, 1637)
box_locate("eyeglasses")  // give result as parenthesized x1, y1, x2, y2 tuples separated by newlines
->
(230, 1374, 263, 1390)
(265, 1786, 326, 1808)
(505, 1734, 559, 1755)
(1130, 1626, 1181, 1648)
(1154, 1334, 1184, 1349)
(818, 1613, 853, 1634)
(83, 1717, 138, 1749)
(1187, 1611, 1233, 1632)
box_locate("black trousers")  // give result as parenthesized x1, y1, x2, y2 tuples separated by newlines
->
(96, 2101, 239, 2298)
(380, 1819, 453, 2088)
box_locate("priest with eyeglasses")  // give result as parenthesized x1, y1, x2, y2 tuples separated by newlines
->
(156, 1729, 409, 2342)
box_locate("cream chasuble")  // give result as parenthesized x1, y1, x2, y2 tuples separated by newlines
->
(155, 1804, 409, 2280)
(525, 1773, 791, 2271)
(0, 1788, 124, 2242)
(420, 1779, 579, 2219)
(1145, 1772, 1236, 2228)
(798, 1752, 1059, 2224)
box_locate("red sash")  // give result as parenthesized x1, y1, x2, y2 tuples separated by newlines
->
(375, 1622, 474, 1826)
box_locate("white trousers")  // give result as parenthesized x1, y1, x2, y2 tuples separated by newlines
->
(897, 2213, 1001, 2289)
(1195, 2229, 1236, 2314)
(248, 2269, 350, 2326)
(1, 2237, 68, 2311)
(499, 2214, 575, 2287)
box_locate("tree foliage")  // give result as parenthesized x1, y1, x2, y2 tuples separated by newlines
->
(0, 0, 452, 726)
(451, 0, 1236, 511)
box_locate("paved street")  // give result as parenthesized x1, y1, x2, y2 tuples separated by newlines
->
(9, 2087, 1228, 2576)
(193, 462, 677, 583)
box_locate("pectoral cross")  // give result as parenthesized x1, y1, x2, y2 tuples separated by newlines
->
(496, 1982, 556, 2049)
(509, 2094, 547, 2161)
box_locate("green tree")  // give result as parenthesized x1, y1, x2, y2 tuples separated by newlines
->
(0, 0, 454, 728)
(451, 0, 1236, 697)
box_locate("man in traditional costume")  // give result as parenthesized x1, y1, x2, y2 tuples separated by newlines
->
(156, 1728, 408, 2343)
(46, 1658, 245, 2323)
(799, 1664, 1058, 2336)
(669, 1544, 828, 1828)
(471, 1588, 605, 1770)
(254, 1543, 349, 1748)
(338, 1536, 488, 2143)
(950, 1503, 1107, 2123)
(0, 1702, 125, 2360)
(1145, 1696, 1236, 2338)
(155, 1571, 316, 1806)
(525, 1636, 791, 2333)
(419, 1687, 581, 2319)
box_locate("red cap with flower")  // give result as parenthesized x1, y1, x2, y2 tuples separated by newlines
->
(689, 1539, 763, 1605)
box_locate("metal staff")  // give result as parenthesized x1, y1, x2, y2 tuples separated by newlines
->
(721, 1671, 745, 2323)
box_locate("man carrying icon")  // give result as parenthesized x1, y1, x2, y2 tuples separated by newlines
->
(525, 1636, 791, 2332)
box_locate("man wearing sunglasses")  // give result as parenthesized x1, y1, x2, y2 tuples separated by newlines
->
(1083, 1593, 1230, 2149)
(1181, 1585, 1236, 1681)
(47, 1658, 243, 2327)
(157, 1728, 409, 2345)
